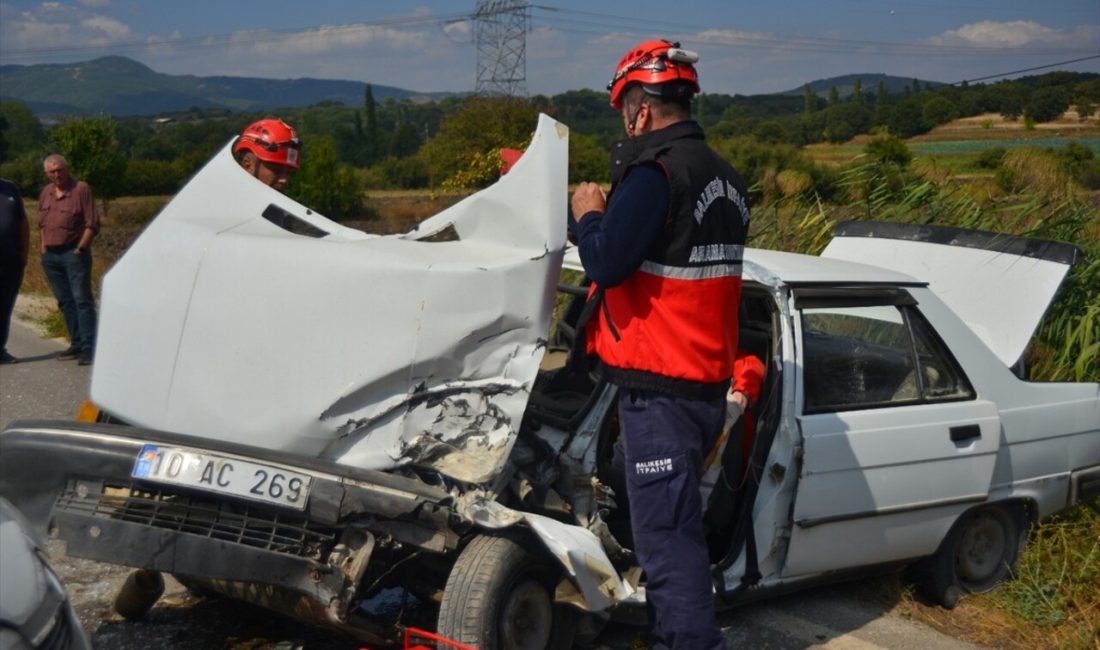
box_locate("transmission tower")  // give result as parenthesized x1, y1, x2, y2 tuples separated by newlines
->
(473, 0, 530, 96)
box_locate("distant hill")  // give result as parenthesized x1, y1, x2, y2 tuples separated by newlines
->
(784, 73, 945, 98)
(0, 56, 451, 117)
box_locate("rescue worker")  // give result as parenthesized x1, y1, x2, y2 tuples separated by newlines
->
(569, 39, 750, 649)
(233, 118, 301, 193)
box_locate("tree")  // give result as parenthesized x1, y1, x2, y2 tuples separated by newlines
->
(363, 85, 385, 165)
(388, 108, 423, 158)
(695, 92, 708, 126)
(287, 135, 365, 220)
(852, 79, 864, 106)
(50, 115, 126, 216)
(803, 84, 818, 115)
(881, 97, 930, 138)
(1025, 87, 1070, 123)
(922, 96, 959, 126)
(419, 97, 538, 187)
(0, 101, 47, 160)
(998, 83, 1028, 120)
(752, 120, 787, 144)
(823, 104, 872, 143)
(1074, 96, 1095, 121)
(827, 85, 840, 107)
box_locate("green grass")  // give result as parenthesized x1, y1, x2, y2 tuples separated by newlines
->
(42, 310, 67, 340)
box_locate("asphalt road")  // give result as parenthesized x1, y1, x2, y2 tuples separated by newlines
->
(0, 319, 986, 650)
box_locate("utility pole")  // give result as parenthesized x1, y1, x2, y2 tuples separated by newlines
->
(473, 0, 530, 97)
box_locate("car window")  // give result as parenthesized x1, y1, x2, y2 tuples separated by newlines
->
(801, 303, 973, 413)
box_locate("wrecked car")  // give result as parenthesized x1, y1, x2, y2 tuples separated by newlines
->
(2, 113, 1099, 649)
(0, 497, 92, 650)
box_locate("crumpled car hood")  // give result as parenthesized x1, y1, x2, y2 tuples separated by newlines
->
(91, 114, 569, 484)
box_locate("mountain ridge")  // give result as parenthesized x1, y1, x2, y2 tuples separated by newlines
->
(1, 56, 945, 117)
(0, 55, 451, 117)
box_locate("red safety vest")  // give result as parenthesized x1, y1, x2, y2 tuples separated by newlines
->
(588, 122, 750, 400)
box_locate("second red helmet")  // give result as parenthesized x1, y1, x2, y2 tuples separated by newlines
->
(607, 39, 701, 111)
(234, 118, 301, 170)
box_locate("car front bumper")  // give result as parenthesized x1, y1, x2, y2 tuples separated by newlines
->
(0, 419, 459, 641)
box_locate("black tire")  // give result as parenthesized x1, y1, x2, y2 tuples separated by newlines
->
(437, 533, 576, 650)
(913, 504, 1025, 609)
(114, 569, 165, 620)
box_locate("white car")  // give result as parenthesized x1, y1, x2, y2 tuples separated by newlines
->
(0, 497, 92, 650)
(1, 115, 1097, 649)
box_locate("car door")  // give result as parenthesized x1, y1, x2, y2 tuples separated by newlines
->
(781, 288, 1001, 578)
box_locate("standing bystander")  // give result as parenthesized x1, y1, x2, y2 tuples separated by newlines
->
(569, 39, 750, 649)
(38, 154, 99, 366)
(0, 178, 29, 364)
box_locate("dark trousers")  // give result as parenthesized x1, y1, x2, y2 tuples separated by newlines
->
(0, 263, 24, 352)
(41, 248, 97, 351)
(619, 388, 727, 650)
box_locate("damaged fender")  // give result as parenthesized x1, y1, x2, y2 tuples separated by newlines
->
(458, 496, 636, 612)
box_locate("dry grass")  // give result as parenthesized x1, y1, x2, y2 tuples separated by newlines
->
(912, 111, 1100, 142)
(896, 504, 1100, 650)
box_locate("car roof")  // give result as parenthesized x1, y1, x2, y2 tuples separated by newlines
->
(564, 245, 923, 287)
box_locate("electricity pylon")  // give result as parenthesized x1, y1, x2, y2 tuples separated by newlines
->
(473, 0, 530, 96)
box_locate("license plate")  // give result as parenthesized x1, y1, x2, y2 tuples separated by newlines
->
(132, 444, 312, 511)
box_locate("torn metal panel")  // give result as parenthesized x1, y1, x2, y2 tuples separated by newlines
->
(91, 114, 569, 485)
(456, 496, 633, 611)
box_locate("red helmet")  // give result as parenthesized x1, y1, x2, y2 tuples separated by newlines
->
(234, 118, 301, 170)
(607, 39, 701, 110)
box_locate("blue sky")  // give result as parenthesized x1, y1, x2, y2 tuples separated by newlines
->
(1, 1, 1097, 96)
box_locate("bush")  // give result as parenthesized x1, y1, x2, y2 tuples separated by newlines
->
(286, 136, 366, 220)
(975, 147, 1007, 169)
(864, 134, 913, 166)
(367, 156, 429, 189)
(569, 132, 608, 185)
(711, 136, 829, 201)
(122, 159, 188, 196)
(0, 151, 45, 196)
(996, 148, 1072, 196)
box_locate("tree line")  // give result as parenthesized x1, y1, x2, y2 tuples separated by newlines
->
(0, 70, 1096, 220)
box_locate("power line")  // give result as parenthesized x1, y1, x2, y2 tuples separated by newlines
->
(952, 54, 1100, 84)
(530, 7, 1097, 58)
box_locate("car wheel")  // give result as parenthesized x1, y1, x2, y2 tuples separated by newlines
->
(114, 568, 165, 620)
(437, 532, 575, 650)
(914, 505, 1025, 609)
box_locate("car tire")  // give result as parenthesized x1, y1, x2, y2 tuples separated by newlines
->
(913, 504, 1025, 609)
(437, 532, 576, 650)
(114, 568, 165, 620)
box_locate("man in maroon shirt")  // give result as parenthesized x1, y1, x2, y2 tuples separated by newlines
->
(38, 154, 99, 366)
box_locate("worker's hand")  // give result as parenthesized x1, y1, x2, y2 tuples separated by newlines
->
(571, 182, 606, 223)
(729, 390, 750, 411)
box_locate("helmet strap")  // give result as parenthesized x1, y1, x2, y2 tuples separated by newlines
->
(246, 151, 261, 179)
(627, 101, 648, 137)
